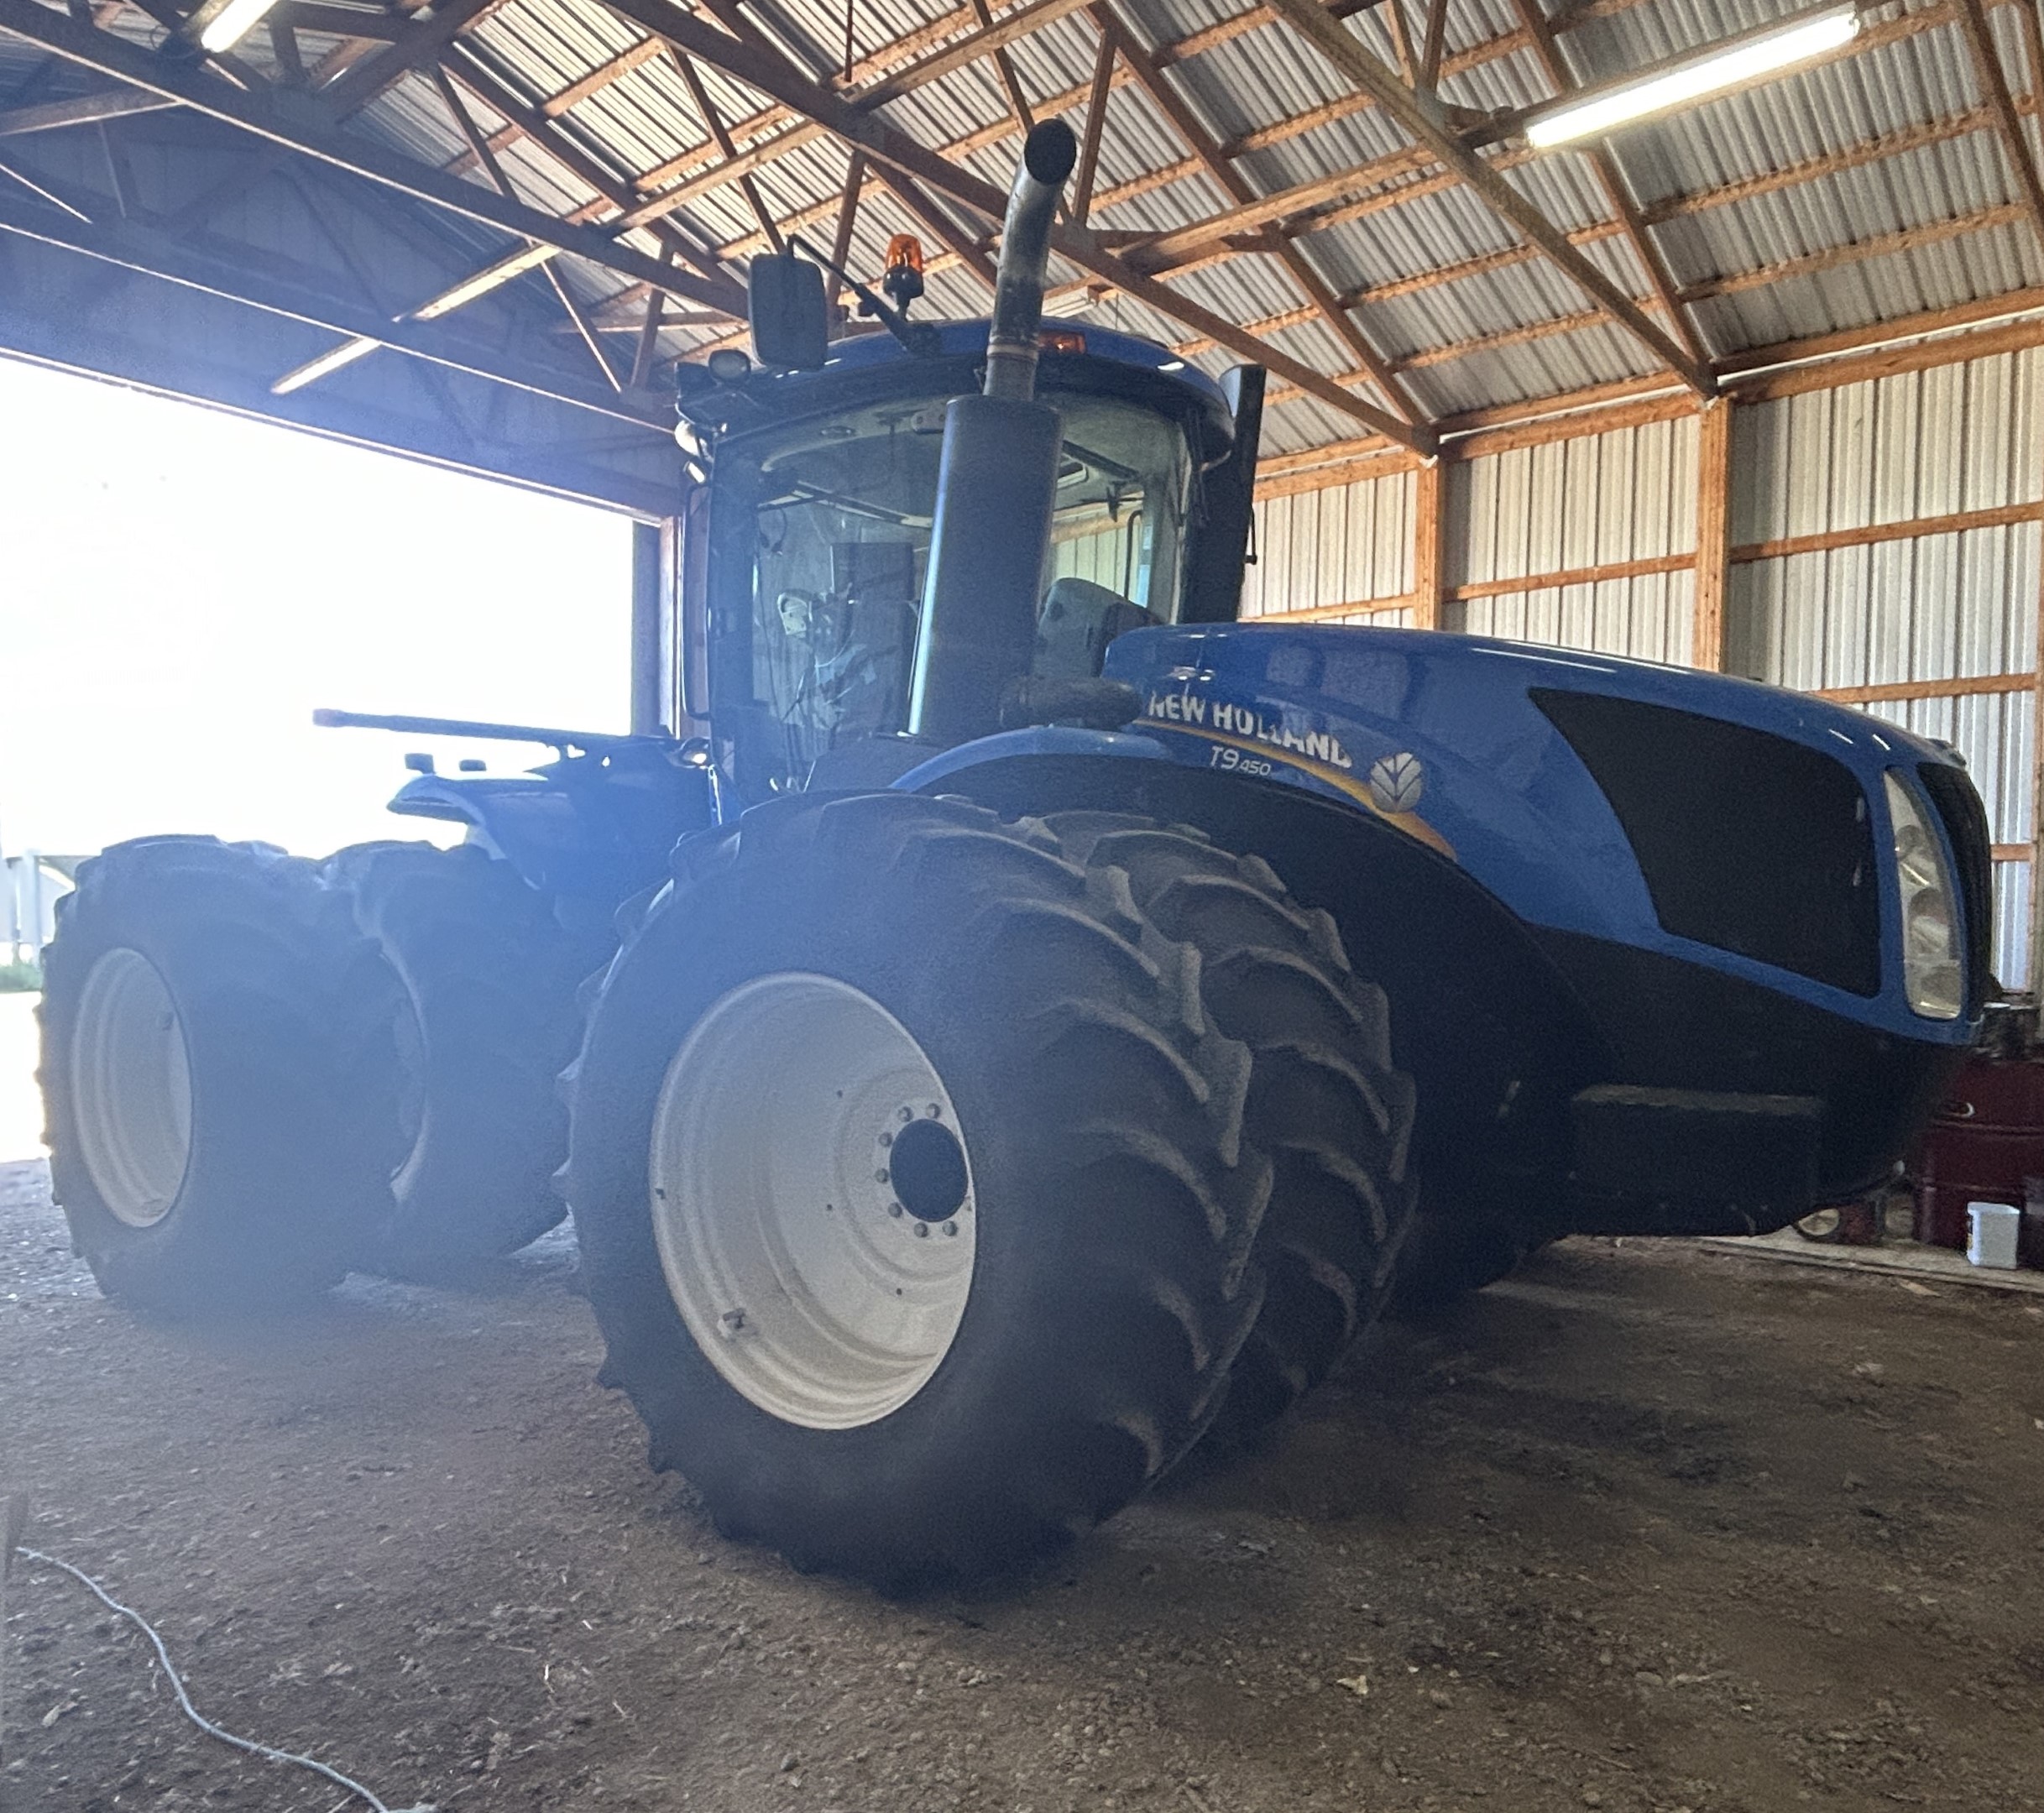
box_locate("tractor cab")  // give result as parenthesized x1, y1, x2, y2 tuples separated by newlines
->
(673, 321, 1255, 802)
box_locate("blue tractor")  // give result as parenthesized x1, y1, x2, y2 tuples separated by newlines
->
(39, 123, 1991, 1587)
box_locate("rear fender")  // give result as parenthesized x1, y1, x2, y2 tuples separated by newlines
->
(388, 746, 722, 911)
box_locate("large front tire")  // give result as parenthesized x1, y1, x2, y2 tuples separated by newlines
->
(566, 793, 1270, 1589)
(324, 842, 594, 1276)
(39, 838, 403, 1314)
(1040, 815, 1417, 1449)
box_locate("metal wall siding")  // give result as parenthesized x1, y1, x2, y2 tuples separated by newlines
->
(1995, 862, 2031, 990)
(1451, 413, 1700, 588)
(1458, 571, 1695, 666)
(1706, 344, 2043, 975)
(1240, 468, 1415, 619)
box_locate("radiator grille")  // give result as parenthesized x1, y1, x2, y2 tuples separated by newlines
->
(1534, 689, 1881, 997)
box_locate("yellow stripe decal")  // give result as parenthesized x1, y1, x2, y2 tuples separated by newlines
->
(1140, 720, 1458, 861)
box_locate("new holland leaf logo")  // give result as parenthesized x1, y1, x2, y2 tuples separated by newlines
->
(1368, 751, 1425, 814)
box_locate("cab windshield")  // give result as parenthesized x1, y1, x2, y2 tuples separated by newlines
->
(707, 389, 1195, 798)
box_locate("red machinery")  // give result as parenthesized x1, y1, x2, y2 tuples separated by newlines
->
(1911, 1006, 2044, 1266)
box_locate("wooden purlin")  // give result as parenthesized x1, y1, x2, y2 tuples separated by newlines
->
(1955, 0, 2044, 248)
(1091, 1, 1421, 424)
(1258, 0, 1712, 395)
(594, 0, 1435, 449)
(1502, 0, 1708, 374)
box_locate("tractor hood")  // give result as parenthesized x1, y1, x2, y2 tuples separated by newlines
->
(1103, 622, 1985, 1046)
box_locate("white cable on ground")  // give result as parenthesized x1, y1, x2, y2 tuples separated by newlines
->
(16, 1545, 434, 1813)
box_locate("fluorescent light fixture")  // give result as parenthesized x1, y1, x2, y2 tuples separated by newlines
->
(194, 0, 283, 54)
(272, 336, 379, 395)
(1525, 5, 1859, 149)
(410, 244, 557, 321)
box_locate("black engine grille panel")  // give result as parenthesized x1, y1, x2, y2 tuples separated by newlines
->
(1534, 689, 1881, 998)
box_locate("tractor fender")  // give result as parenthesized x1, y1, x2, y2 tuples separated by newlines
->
(896, 738, 1607, 1192)
(386, 748, 721, 913)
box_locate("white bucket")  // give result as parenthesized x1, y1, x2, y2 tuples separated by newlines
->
(1967, 1201, 2021, 1270)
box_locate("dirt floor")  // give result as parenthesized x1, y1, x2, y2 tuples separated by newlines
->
(3, 1157, 2042, 1813)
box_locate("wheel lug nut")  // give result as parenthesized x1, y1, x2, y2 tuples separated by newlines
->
(879, 1131, 893, 1148)
(912, 1222, 929, 1238)
(897, 1107, 913, 1124)
(926, 1104, 942, 1118)
(875, 1168, 890, 1183)
(942, 1221, 958, 1237)
(887, 1202, 903, 1218)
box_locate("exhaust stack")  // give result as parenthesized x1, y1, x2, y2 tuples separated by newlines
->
(982, 121, 1078, 402)
(907, 120, 1079, 745)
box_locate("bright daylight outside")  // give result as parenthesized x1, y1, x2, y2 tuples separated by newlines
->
(0, 358, 630, 1166)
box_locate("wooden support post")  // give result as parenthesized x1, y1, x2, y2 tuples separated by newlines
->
(1692, 397, 1733, 671)
(1413, 458, 1443, 631)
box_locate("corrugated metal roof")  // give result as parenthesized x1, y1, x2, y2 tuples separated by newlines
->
(86, 0, 2036, 452)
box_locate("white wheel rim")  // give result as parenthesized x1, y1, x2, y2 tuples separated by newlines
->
(650, 971, 976, 1430)
(71, 947, 194, 1228)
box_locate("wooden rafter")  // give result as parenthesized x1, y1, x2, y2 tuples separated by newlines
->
(1380, 0, 1418, 87)
(1260, 0, 1712, 394)
(1503, 0, 1709, 374)
(316, 0, 504, 121)
(1415, 0, 1448, 91)
(441, 51, 738, 291)
(599, 0, 1434, 449)
(1954, 0, 2044, 245)
(669, 47, 784, 253)
(1069, 25, 1113, 224)
(431, 60, 621, 392)
(967, 0, 1037, 138)
(629, 249, 671, 387)
(268, 17, 306, 86)
(1091, 2, 1422, 423)
(868, 164, 998, 290)
(824, 150, 865, 309)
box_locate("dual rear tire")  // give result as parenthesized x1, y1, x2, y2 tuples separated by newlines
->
(39, 838, 405, 1313)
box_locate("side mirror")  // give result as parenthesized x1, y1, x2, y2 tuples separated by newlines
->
(749, 253, 828, 371)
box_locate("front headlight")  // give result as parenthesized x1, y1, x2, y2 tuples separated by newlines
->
(1884, 771, 1963, 1020)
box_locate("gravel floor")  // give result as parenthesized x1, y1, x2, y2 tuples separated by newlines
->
(3, 1154, 2042, 1813)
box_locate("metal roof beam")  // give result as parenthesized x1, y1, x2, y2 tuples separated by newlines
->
(0, 180, 669, 425)
(0, 0, 749, 315)
(1260, 0, 1713, 395)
